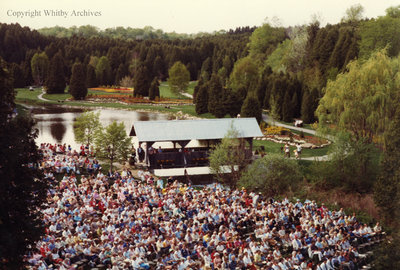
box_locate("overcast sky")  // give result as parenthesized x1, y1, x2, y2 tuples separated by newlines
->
(0, 0, 398, 33)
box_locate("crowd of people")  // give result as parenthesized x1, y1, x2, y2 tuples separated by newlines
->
(26, 144, 382, 270)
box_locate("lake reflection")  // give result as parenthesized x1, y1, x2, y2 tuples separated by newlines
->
(30, 105, 172, 150)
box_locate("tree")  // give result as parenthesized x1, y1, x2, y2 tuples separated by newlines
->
(195, 82, 209, 115)
(374, 108, 400, 226)
(207, 74, 226, 118)
(30, 51, 49, 85)
(301, 88, 318, 123)
(86, 64, 97, 88)
(238, 154, 302, 197)
(69, 62, 87, 100)
(46, 51, 65, 94)
(0, 57, 48, 269)
(224, 90, 242, 117)
(94, 121, 132, 171)
(386, 5, 400, 18)
(308, 132, 377, 192)
(240, 94, 262, 123)
(372, 232, 400, 270)
(209, 126, 249, 188)
(228, 56, 259, 100)
(316, 50, 400, 143)
(95, 56, 111, 86)
(10, 63, 25, 88)
(341, 4, 365, 23)
(359, 14, 400, 59)
(73, 111, 101, 146)
(149, 77, 160, 100)
(133, 65, 151, 97)
(167, 61, 190, 94)
(248, 23, 287, 58)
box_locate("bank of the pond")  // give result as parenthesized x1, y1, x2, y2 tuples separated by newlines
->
(17, 88, 332, 159)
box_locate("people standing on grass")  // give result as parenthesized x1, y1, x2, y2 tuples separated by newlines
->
(284, 143, 290, 158)
(296, 143, 302, 159)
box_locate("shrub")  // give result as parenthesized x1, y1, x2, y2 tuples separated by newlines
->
(238, 154, 303, 197)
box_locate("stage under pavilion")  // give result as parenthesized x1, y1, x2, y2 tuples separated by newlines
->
(129, 118, 263, 178)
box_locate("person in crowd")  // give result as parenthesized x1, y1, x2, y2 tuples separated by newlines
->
(26, 143, 380, 269)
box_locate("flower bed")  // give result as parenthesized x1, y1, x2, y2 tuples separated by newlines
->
(90, 87, 133, 93)
(86, 94, 193, 105)
(256, 125, 330, 148)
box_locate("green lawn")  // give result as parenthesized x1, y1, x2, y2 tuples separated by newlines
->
(159, 81, 197, 99)
(253, 139, 331, 158)
(15, 88, 43, 102)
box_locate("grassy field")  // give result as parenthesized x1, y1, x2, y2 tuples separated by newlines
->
(253, 139, 332, 158)
(159, 81, 197, 99)
(16, 86, 332, 158)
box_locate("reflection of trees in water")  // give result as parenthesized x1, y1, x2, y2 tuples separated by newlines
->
(50, 122, 66, 143)
(138, 113, 150, 121)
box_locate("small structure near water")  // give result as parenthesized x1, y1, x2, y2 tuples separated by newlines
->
(129, 118, 263, 177)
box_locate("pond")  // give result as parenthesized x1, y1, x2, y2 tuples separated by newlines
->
(28, 105, 172, 150)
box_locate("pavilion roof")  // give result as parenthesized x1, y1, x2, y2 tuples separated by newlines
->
(130, 118, 263, 142)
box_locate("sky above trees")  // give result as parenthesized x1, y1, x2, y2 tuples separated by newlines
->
(1, 0, 399, 33)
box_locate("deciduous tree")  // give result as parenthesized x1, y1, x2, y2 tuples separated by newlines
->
(30, 51, 49, 85)
(167, 61, 190, 94)
(73, 111, 101, 146)
(209, 126, 249, 188)
(238, 154, 302, 197)
(317, 50, 400, 143)
(94, 121, 132, 171)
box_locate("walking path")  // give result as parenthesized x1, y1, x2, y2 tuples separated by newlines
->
(180, 92, 193, 99)
(262, 113, 316, 135)
(37, 89, 50, 102)
(262, 113, 332, 161)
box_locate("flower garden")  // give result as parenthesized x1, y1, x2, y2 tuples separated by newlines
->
(86, 87, 193, 105)
(256, 125, 331, 149)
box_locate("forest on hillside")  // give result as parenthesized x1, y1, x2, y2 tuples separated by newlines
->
(1, 5, 399, 123)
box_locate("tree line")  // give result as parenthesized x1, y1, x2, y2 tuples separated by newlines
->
(1, 5, 399, 122)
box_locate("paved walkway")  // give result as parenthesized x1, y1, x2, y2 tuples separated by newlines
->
(180, 92, 193, 99)
(37, 89, 50, 102)
(262, 113, 316, 135)
(262, 113, 332, 161)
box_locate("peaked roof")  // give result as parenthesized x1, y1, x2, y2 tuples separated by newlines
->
(130, 118, 263, 142)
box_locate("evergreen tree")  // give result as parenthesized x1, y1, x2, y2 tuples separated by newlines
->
(148, 77, 160, 100)
(69, 62, 87, 100)
(153, 55, 166, 80)
(46, 51, 65, 94)
(115, 64, 126, 85)
(282, 90, 294, 122)
(224, 90, 242, 117)
(208, 74, 225, 118)
(269, 73, 288, 120)
(240, 93, 262, 123)
(86, 64, 97, 88)
(195, 82, 209, 115)
(0, 57, 49, 269)
(301, 89, 316, 123)
(95, 56, 111, 86)
(10, 63, 25, 88)
(133, 65, 151, 97)
(200, 57, 212, 81)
